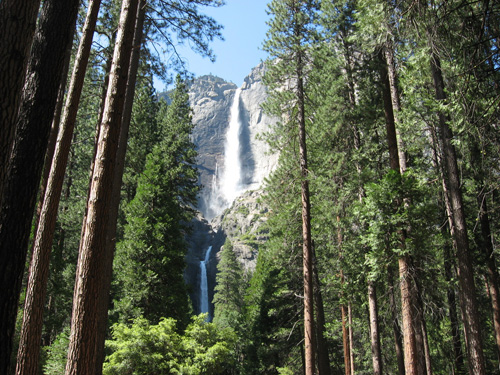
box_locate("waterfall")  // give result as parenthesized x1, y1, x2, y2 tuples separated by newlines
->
(199, 246, 213, 319)
(207, 88, 244, 218)
(220, 87, 244, 204)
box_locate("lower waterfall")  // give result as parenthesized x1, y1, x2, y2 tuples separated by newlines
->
(199, 246, 213, 320)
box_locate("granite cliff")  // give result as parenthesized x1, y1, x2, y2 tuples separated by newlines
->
(183, 63, 277, 317)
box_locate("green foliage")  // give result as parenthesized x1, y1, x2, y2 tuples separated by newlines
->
(103, 315, 237, 375)
(43, 327, 70, 375)
(112, 75, 199, 327)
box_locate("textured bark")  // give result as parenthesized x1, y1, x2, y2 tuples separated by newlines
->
(15, 2, 101, 374)
(65, 0, 139, 373)
(0, 0, 41, 195)
(368, 281, 382, 375)
(429, 52, 486, 375)
(94, 2, 146, 373)
(0, 1, 79, 372)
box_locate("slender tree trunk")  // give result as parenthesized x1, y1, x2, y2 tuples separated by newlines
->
(388, 269, 406, 375)
(65, 0, 139, 373)
(429, 51, 486, 375)
(0, 0, 41, 195)
(430, 121, 466, 375)
(379, 49, 421, 375)
(368, 281, 382, 375)
(94, 2, 146, 373)
(0, 1, 79, 372)
(348, 303, 355, 375)
(312, 246, 331, 375)
(471, 143, 500, 360)
(15, 2, 102, 374)
(341, 275, 351, 375)
(296, 48, 315, 375)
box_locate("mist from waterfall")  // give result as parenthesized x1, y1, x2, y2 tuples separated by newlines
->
(199, 245, 212, 320)
(206, 88, 244, 219)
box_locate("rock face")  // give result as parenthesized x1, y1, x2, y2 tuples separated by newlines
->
(191, 63, 278, 219)
(184, 63, 278, 317)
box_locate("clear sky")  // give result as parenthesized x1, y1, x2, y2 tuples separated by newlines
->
(155, 0, 271, 91)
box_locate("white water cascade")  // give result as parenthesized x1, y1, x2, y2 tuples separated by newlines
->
(199, 246, 213, 319)
(207, 88, 244, 218)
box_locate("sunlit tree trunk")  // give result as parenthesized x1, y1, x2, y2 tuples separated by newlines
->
(15, 2, 101, 374)
(65, 0, 139, 373)
(94, 2, 146, 373)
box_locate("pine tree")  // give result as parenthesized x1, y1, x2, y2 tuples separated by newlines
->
(113, 75, 199, 328)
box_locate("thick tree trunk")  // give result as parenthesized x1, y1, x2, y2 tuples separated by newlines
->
(65, 0, 139, 373)
(0, 0, 41, 195)
(15, 2, 102, 374)
(0, 1, 79, 372)
(94, 2, 146, 373)
(368, 281, 382, 375)
(429, 52, 486, 375)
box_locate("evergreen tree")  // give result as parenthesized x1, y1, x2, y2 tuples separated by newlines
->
(113, 75, 199, 328)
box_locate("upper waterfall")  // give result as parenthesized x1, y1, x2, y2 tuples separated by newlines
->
(188, 64, 279, 220)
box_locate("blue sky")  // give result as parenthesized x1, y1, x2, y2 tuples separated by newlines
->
(155, 0, 271, 91)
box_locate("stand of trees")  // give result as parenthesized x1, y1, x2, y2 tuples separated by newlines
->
(0, 0, 499, 374)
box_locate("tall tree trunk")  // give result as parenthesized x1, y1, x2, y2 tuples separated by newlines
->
(15, 2, 102, 374)
(65, 0, 139, 373)
(94, 2, 146, 373)
(0, 0, 41, 195)
(341, 274, 352, 375)
(429, 51, 486, 375)
(35, 42, 73, 229)
(430, 120, 466, 375)
(0, 1, 79, 372)
(312, 246, 331, 375)
(470, 142, 500, 360)
(368, 281, 382, 375)
(348, 303, 355, 375)
(379, 49, 421, 375)
(296, 45, 315, 375)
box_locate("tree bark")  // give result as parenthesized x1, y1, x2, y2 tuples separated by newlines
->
(15, 2, 102, 374)
(379, 48, 421, 375)
(429, 51, 486, 375)
(312, 247, 331, 375)
(368, 281, 382, 375)
(341, 274, 351, 375)
(0, 1, 79, 372)
(65, 0, 139, 373)
(94, 2, 146, 373)
(0, 0, 41, 196)
(388, 269, 406, 375)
